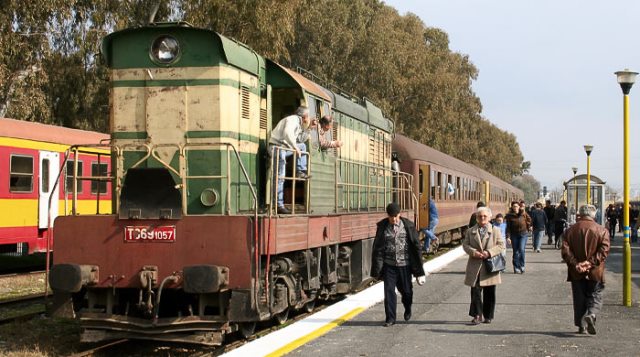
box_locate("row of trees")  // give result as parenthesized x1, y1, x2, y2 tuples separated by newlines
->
(1, 0, 528, 182)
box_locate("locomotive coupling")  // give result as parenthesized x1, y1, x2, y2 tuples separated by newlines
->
(49, 264, 99, 293)
(183, 265, 229, 294)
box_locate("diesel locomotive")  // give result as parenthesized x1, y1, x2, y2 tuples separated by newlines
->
(48, 22, 521, 345)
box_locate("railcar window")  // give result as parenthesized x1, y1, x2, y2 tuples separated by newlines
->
(91, 162, 108, 195)
(419, 169, 424, 195)
(9, 155, 33, 193)
(66, 161, 83, 194)
(41, 159, 50, 193)
(456, 177, 461, 200)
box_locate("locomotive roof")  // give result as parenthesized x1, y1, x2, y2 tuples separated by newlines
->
(393, 134, 522, 192)
(0, 118, 108, 145)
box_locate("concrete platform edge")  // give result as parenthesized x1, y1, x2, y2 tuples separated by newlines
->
(222, 246, 466, 357)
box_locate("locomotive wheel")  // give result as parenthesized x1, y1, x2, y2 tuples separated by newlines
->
(303, 299, 316, 313)
(273, 308, 289, 325)
(239, 322, 256, 338)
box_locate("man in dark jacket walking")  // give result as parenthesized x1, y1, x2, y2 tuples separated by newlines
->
(505, 201, 532, 274)
(544, 200, 556, 244)
(561, 204, 610, 335)
(530, 202, 547, 252)
(371, 203, 426, 326)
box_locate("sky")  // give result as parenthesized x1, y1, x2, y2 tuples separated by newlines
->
(385, 0, 640, 194)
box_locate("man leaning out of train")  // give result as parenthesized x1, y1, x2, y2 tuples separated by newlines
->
(463, 206, 505, 325)
(371, 203, 426, 327)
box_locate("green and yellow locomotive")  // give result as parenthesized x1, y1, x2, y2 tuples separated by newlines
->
(48, 22, 414, 345)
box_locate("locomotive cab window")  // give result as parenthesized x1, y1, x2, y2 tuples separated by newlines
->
(91, 162, 108, 195)
(10, 155, 34, 193)
(66, 160, 83, 194)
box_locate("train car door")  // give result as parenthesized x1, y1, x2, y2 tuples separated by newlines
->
(481, 180, 490, 205)
(38, 151, 60, 229)
(418, 164, 431, 230)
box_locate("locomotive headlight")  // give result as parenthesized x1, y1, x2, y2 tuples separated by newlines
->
(150, 35, 180, 65)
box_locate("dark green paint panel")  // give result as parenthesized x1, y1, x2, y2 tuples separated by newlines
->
(185, 131, 260, 143)
(102, 24, 265, 81)
(309, 150, 337, 214)
(112, 79, 260, 95)
(113, 132, 148, 139)
(185, 150, 257, 215)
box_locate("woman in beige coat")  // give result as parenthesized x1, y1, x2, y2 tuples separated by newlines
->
(463, 206, 505, 324)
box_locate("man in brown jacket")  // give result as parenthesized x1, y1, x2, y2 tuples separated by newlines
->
(561, 204, 610, 335)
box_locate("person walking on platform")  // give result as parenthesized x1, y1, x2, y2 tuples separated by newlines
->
(561, 204, 610, 335)
(505, 201, 531, 273)
(468, 201, 485, 228)
(606, 204, 617, 241)
(630, 205, 639, 243)
(463, 206, 505, 325)
(544, 200, 556, 244)
(371, 203, 426, 327)
(554, 201, 568, 248)
(530, 202, 547, 252)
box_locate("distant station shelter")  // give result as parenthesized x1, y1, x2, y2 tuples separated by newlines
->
(564, 174, 606, 225)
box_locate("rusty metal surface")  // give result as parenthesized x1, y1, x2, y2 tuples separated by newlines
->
(53, 215, 253, 288)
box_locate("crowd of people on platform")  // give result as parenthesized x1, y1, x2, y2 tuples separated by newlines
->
(371, 198, 611, 336)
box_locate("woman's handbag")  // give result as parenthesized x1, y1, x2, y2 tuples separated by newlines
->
(484, 254, 506, 273)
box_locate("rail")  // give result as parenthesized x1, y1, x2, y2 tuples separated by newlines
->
(268, 145, 311, 215)
(112, 141, 258, 216)
(335, 158, 417, 217)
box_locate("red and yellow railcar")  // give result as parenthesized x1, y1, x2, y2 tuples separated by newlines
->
(0, 118, 111, 255)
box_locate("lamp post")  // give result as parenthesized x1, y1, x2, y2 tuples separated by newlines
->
(615, 68, 637, 307)
(572, 167, 578, 222)
(583, 145, 593, 205)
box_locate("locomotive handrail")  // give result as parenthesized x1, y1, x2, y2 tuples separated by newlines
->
(46, 142, 113, 298)
(179, 142, 258, 216)
(112, 141, 258, 216)
(268, 145, 311, 216)
(335, 158, 415, 214)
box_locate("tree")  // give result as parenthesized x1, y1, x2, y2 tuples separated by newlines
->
(511, 175, 542, 203)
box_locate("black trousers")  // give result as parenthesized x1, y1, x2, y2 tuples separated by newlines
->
(571, 279, 604, 327)
(469, 281, 496, 320)
(383, 264, 413, 323)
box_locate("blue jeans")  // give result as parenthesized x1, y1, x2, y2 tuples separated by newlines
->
(273, 143, 307, 207)
(533, 230, 544, 250)
(511, 233, 528, 271)
(422, 218, 439, 252)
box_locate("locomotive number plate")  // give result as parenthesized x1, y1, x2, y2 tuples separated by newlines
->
(124, 226, 176, 242)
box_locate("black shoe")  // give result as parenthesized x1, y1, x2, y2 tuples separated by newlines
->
(277, 206, 290, 214)
(578, 326, 587, 334)
(404, 310, 411, 321)
(583, 314, 596, 335)
(296, 171, 311, 179)
(483, 319, 492, 324)
(383, 321, 395, 327)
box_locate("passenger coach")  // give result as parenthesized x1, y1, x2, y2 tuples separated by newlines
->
(0, 118, 111, 255)
(393, 134, 523, 246)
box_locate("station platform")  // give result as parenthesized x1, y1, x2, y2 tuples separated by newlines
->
(226, 237, 640, 357)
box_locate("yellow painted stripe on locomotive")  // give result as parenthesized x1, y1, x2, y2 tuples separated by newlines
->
(0, 137, 110, 154)
(264, 307, 365, 357)
(111, 66, 262, 147)
(0, 199, 111, 227)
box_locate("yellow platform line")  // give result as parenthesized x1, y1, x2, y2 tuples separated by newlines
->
(264, 307, 365, 357)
